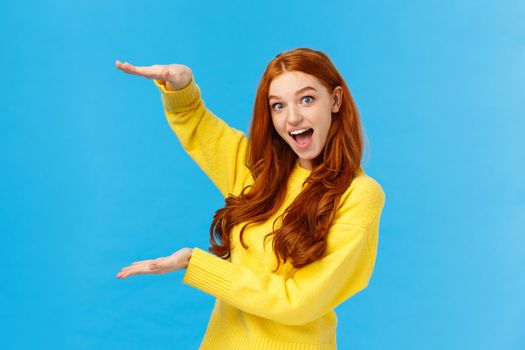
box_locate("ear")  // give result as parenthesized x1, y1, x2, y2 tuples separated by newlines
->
(331, 86, 343, 113)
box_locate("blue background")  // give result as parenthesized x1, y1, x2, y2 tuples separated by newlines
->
(1, 0, 523, 349)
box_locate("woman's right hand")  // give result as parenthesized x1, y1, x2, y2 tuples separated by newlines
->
(115, 60, 193, 90)
(116, 247, 194, 280)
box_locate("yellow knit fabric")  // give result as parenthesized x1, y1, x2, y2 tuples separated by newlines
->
(154, 77, 386, 349)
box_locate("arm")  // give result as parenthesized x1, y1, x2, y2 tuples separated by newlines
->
(115, 60, 250, 197)
(154, 78, 251, 198)
(182, 178, 386, 326)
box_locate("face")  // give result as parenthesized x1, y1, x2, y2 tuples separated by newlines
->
(268, 71, 342, 170)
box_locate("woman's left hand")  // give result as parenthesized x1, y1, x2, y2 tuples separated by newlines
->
(116, 247, 193, 279)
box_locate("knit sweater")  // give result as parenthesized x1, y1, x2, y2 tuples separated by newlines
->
(154, 77, 386, 350)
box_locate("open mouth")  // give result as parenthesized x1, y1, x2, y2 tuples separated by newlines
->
(289, 128, 314, 145)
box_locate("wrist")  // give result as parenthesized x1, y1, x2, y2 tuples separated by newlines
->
(166, 77, 192, 91)
(185, 248, 194, 269)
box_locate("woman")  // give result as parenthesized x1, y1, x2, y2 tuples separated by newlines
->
(116, 47, 385, 349)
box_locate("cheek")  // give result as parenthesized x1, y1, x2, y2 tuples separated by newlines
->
(314, 113, 332, 140)
(308, 108, 331, 130)
(271, 117, 286, 136)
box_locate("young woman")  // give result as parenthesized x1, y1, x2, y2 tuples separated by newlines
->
(116, 47, 385, 349)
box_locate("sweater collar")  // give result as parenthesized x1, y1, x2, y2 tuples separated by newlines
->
(290, 160, 365, 179)
(289, 160, 312, 185)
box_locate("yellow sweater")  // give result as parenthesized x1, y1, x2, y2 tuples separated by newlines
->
(154, 77, 386, 350)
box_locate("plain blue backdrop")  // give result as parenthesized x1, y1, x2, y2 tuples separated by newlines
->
(0, 0, 523, 349)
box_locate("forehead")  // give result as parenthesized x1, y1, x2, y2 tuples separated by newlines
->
(268, 71, 323, 97)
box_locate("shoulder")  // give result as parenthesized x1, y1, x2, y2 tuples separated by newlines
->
(331, 168, 386, 228)
(346, 168, 385, 204)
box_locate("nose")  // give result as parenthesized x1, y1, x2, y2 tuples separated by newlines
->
(286, 105, 303, 125)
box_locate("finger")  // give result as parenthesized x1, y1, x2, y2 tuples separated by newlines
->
(115, 60, 142, 75)
(119, 261, 160, 278)
(116, 61, 165, 80)
(121, 263, 160, 272)
(132, 259, 155, 265)
(121, 263, 150, 273)
(116, 270, 130, 279)
(118, 271, 134, 279)
(117, 267, 133, 278)
(117, 270, 131, 279)
(117, 266, 143, 279)
(127, 62, 170, 81)
(118, 264, 139, 275)
(116, 61, 144, 76)
(151, 257, 171, 268)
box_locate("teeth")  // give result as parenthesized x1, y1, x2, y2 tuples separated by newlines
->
(289, 128, 311, 135)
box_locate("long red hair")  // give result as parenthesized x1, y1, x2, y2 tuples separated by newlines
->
(209, 48, 365, 271)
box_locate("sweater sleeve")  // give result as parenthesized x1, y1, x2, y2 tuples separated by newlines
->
(154, 78, 250, 198)
(182, 179, 386, 326)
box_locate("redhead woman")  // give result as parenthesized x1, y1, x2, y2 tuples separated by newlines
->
(115, 47, 385, 349)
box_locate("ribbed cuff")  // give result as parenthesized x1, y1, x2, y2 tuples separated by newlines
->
(153, 77, 201, 112)
(182, 247, 236, 300)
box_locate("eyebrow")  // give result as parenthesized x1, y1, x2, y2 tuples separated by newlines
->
(268, 86, 317, 100)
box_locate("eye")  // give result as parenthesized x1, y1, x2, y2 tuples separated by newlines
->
(302, 96, 314, 104)
(271, 102, 284, 111)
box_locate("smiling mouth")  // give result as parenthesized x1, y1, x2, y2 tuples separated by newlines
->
(289, 128, 314, 145)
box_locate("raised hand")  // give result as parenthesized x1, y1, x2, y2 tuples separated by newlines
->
(115, 60, 193, 90)
(116, 247, 194, 279)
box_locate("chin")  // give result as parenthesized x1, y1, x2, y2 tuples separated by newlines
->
(295, 151, 319, 160)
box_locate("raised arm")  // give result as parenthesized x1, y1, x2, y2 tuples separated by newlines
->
(115, 60, 251, 198)
(154, 78, 251, 198)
